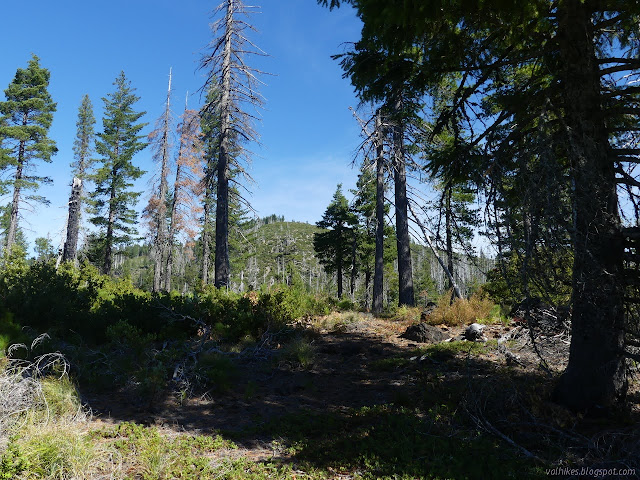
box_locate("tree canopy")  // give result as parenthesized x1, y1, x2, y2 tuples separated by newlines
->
(89, 72, 147, 275)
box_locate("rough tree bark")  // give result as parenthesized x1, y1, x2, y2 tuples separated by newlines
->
(213, 3, 234, 289)
(373, 111, 386, 314)
(201, 0, 266, 289)
(152, 71, 172, 292)
(553, 0, 627, 410)
(62, 178, 82, 262)
(392, 96, 415, 306)
(202, 186, 213, 287)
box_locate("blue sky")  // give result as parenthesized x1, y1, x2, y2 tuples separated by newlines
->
(0, 0, 364, 253)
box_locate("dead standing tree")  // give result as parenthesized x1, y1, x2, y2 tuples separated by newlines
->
(166, 102, 205, 292)
(146, 69, 173, 292)
(351, 107, 389, 314)
(200, 0, 266, 289)
(62, 95, 95, 264)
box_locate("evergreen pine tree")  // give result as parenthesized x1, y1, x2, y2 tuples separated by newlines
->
(314, 185, 358, 299)
(352, 163, 395, 309)
(89, 72, 147, 275)
(0, 54, 57, 253)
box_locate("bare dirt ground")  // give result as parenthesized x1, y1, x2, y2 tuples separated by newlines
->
(82, 314, 580, 462)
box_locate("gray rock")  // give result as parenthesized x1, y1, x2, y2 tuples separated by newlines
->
(400, 323, 449, 343)
(464, 323, 486, 342)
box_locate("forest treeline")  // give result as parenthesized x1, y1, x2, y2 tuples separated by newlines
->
(313, 0, 640, 414)
(0, 2, 490, 312)
(1, 0, 640, 415)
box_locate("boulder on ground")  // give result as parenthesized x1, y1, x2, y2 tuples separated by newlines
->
(464, 323, 486, 342)
(400, 323, 449, 343)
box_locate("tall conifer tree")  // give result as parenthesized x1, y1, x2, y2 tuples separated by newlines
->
(146, 70, 173, 291)
(314, 185, 358, 299)
(200, 0, 267, 289)
(63, 94, 95, 263)
(0, 54, 57, 253)
(318, 0, 640, 410)
(89, 72, 147, 275)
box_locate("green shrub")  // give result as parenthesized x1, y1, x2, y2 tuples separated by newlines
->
(280, 335, 317, 369)
(0, 311, 27, 356)
(336, 298, 356, 311)
(0, 440, 30, 479)
(197, 352, 237, 391)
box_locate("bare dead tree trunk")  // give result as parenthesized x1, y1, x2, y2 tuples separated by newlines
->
(152, 70, 172, 292)
(165, 157, 181, 292)
(444, 185, 455, 302)
(373, 111, 385, 314)
(213, 3, 234, 289)
(392, 96, 415, 307)
(201, 0, 266, 289)
(62, 177, 82, 263)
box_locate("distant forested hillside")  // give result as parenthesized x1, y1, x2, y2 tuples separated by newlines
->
(98, 215, 491, 309)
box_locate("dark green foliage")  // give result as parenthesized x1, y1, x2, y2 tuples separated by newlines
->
(33, 235, 55, 261)
(89, 72, 147, 274)
(0, 55, 57, 191)
(0, 54, 57, 251)
(71, 94, 96, 180)
(314, 185, 358, 299)
(0, 204, 28, 253)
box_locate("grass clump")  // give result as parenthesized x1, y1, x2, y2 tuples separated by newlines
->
(426, 291, 495, 326)
(280, 335, 317, 369)
(390, 305, 422, 323)
(97, 422, 235, 479)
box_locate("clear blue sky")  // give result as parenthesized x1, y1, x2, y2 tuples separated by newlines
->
(0, 0, 364, 253)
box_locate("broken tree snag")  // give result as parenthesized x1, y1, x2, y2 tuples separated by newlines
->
(62, 177, 83, 263)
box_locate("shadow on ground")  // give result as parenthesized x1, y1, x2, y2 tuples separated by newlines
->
(79, 328, 638, 479)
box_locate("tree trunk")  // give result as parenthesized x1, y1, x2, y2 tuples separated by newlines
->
(350, 235, 357, 298)
(165, 159, 183, 292)
(214, 159, 230, 288)
(445, 185, 455, 300)
(553, 0, 627, 411)
(103, 161, 118, 275)
(62, 177, 82, 263)
(373, 111, 385, 314)
(153, 71, 172, 292)
(392, 96, 415, 306)
(202, 186, 213, 286)
(364, 268, 372, 311)
(6, 138, 26, 252)
(337, 255, 343, 299)
(214, 0, 234, 289)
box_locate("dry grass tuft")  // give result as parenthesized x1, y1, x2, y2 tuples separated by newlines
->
(426, 291, 495, 326)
